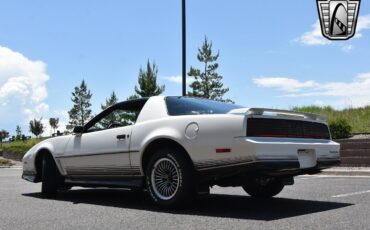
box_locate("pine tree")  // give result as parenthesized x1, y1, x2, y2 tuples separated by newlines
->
(15, 125, 22, 141)
(121, 94, 140, 125)
(100, 91, 119, 129)
(101, 91, 118, 110)
(49, 118, 59, 135)
(188, 36, 233, 103)
(127, 94, 139, 101)
(68, 80, 93, 128)
(135, 60, 165, 97)
(29, 118, 45, 138)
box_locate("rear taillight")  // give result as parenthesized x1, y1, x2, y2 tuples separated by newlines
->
(247, 118, 330, 139)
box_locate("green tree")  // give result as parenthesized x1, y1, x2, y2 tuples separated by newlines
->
(188, 36, 232, 103)
(68, 80, 93, 128)
(329, 118, 352, 139)
(101, 91, 118, 110)
(100, 91, 119, 128)
(15, 125, 22, 141)
(29, 118, 45, 138)
(123, 94, 141, 125)
(134, 60, 165, 97)
(49, 118, 59, 135)
(0, 129, 9, 147)
(127, 94, 139, 101)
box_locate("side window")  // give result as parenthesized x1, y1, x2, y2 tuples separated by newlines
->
(87, 109, 138, 132)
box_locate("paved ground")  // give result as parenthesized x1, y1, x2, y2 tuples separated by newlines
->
(0, 168, 369, 230)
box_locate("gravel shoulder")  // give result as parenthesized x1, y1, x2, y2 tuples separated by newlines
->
(0, 157, 22, 167)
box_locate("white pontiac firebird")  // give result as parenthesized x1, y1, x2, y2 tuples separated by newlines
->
(22, 96, 340, 207)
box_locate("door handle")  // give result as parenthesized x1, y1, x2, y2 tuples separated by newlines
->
(116, 134, 126, 140)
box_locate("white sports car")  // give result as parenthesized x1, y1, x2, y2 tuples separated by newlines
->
(22, 96, 340, 207)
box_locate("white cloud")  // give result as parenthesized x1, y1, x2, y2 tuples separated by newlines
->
(26, 111, 68, 137)
(355, 14, 370, 38)
(51, 110, 68, 133)
(341, 44, 353, 53)
(41, 117, 67, 137)
(253, 77, 318, 93)
(296, 15, 370, 46)
(0, 46, 50, 134)
(53, 109, 69, 119)
(296, 20, 331, 46)
(253, 73, 370, 108)
(313, 100, 325, 106)
(162, 75, 195, 84)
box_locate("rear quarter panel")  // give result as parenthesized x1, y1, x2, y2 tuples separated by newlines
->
(130, 114, 246, 172)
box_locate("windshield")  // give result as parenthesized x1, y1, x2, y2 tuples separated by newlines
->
(166, 97, 243, 116)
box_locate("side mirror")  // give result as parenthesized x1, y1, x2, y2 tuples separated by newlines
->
(73, 126, 84, 134)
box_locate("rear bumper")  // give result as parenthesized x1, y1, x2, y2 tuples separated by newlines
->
(198, 137, 340, 182)
(198, 158, 340, 182)
(233, 137, 340, 166)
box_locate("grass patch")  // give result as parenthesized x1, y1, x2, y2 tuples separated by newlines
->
(293, 105, 370, 133)
(1, 139, 42, 154)
(0, 158, 14, 166)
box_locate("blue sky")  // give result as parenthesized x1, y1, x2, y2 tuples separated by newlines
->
(0, 0, 370, 136)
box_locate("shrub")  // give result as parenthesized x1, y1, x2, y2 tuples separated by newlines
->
(0, 158, 14, 166)
(329, 118, 352, 139)
(2, 139, 41, 154)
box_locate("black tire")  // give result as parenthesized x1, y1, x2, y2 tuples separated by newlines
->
(242, 176, 284, 198)
(146, 147, 195, 208)
(41, 154, 63, 198)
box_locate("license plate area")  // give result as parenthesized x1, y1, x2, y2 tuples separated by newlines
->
(298, 149, 317, 168)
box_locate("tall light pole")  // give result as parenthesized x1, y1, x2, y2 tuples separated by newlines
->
(182, 0, 186, 96)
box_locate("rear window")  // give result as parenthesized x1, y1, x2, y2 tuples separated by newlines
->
(166, 96, 242, 116)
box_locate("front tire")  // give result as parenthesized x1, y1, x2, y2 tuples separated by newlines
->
(146, 147, 195, 208)
(41, 154, 63, 198)
(242, 176, 284, 198)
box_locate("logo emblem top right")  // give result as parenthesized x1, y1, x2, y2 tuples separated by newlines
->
(317, 0, 361, 40)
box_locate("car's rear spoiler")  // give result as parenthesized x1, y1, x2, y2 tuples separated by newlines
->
(228, 108, 326, 121)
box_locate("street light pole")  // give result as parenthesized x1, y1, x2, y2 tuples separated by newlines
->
(182, 0, 186, 96)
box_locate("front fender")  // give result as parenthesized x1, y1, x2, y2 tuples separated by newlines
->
(22, 135, 72, 180)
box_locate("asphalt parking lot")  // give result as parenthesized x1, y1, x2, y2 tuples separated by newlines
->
(0, 168, 369, 230)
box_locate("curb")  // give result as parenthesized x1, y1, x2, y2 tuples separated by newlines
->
(319, 167, 370, 176)
(319, 171, 370, 176)
(0, 166, 22, 169)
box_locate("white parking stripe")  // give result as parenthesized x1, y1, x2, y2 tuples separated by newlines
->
(332, 190, 370, 198)
(298, 175, 370, 179)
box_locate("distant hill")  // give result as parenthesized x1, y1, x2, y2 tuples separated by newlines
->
(293, 105, 370, 133)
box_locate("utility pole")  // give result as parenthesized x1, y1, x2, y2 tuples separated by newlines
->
(182, 0, 186, 96)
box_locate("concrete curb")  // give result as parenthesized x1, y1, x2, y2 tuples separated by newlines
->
(320, 167, 370, 176)
(0, 166, 22, 169)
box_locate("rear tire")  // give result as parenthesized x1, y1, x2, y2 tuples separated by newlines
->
(242, 176, 284, 198)
(146, 147, 195, 208)
(41, 154, 63, 198)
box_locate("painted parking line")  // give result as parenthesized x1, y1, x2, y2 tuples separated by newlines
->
(298, 175, 370, 179)
(332, 190, 370, 198)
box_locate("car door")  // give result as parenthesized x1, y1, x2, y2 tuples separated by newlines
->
(60, 106, 139, 177)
